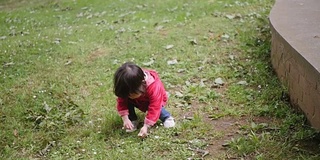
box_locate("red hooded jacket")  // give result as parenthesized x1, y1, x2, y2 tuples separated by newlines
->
(116, 69, 168, 126)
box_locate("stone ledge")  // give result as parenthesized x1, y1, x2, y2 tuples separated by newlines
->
(269, 0, 320, 129)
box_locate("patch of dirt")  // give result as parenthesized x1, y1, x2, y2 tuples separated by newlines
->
(87, 48, 110, 62)
(156, 28, 168, 37)
(205, 117, 244, 158)
(204, 115, 276, 159)
(294, 134, 320, 155)
(176, 102, 278, 159)
(80, 86, 90, 98)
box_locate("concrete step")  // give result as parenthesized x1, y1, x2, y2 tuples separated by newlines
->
(269, 0, 320, 130)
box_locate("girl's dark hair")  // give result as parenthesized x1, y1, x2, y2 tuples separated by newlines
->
(114, 62, 146, 98)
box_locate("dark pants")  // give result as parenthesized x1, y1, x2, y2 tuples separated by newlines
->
(128, 103, 171, 122)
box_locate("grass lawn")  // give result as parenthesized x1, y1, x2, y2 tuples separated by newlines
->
(1, 0, 319, 159)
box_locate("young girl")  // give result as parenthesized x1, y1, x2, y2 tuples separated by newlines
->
(113, 62, 175, 138)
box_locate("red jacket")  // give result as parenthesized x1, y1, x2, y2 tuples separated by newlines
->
(116, 69, 168, 126)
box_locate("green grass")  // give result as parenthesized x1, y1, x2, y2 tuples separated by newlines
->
(1, 0, 319, 159)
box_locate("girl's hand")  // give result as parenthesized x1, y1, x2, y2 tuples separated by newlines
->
(138, 124, 149, 138)
(122, 116, 133, 130)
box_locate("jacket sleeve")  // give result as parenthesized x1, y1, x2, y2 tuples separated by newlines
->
(116, 97, 129, 116)
(144, 81, 166, 126)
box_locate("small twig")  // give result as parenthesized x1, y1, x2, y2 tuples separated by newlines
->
(39, 141, 55, 156)
(3, 62, 14, 67)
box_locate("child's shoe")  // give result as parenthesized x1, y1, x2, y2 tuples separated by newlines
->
(163, 117, 175, 128)
(126, 120, 138, 132)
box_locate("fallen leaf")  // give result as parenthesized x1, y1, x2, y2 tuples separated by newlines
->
(77, 12, 84, 17)
(21, 31, 30, 36)
(226, 14, 236, 19)
(65, 60, 72, 66)
(212, 11, 223, 17)
(54, 38, 61, 44)
(185, 80, 191, 86)
(0, 36, 7, 40)
(237, 80, 248, 85)
(189, 39, 197, 45)
(174, 102, 185, 107)
(214, 78, 224, 85)
(229, 55, 235, 60)
(13, 129, 18, 137)
(155, 25, 164, 31)
(167, 6, 178, 12)
(117, 28, 126, 33)
(142, 58, 154, 66)
(175, 91, 183, 98)
(43, 102, 51, 113)
(165, 44, 174, 50)
(81, 7, 89, 10)
(86, 14, 93, 19)
(225, 14, 242, 19)
(184, 116, 193, 120)
(3, 62, 14, 67)
(167, 59, 178, 65)
(199, 79, 207, 87)
(221, 34, 230, 39)
(68, 41, 77, 44)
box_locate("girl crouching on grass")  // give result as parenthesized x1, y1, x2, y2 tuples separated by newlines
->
(113, 62, 175, 138)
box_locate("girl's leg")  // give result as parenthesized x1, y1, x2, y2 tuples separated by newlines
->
(159, 107, 171, 122)
(128, 103, 138, 121)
